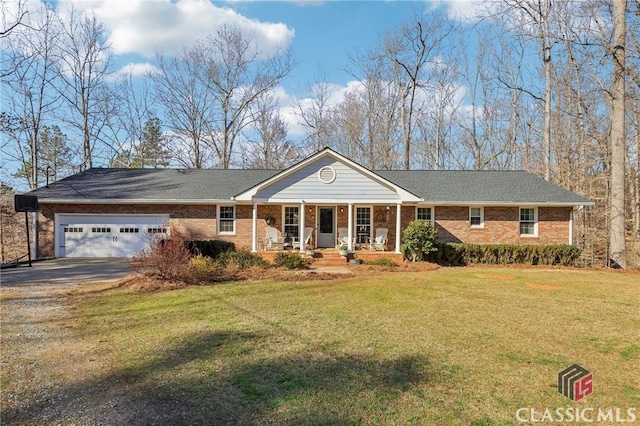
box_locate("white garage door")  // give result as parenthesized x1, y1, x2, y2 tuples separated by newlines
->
(56, 215, 170, 258)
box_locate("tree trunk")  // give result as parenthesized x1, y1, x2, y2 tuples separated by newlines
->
(543, 37, 552, 181)
(609, 0, 627, 268)
(635, 107, 640, 244)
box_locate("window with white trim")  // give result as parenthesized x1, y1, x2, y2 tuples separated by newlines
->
(356, 207, 371, 245)
(218, 205, 235, 233)
(416, 206, 434, 226)
(283, 206, 299, 241)
(469, 207, 484, 228)
(520, 207, 537, 236)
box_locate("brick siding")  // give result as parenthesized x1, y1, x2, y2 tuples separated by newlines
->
(433, 206, 570, 245)
(37, 203, 572, 258)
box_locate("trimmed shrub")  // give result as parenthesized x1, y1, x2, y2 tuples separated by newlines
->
(216, 249, 270, 269)
(188, 254, 219, 282)
(187, 240, 235, 259)
(132, 228, 191, 279)
(401, 220, 438, 262)
(364, 257, 399, 267)
(273, 252, 311, 270)
(427, 243, 582, 266)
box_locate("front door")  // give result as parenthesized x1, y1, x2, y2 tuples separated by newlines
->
(317, 207, 335, 248)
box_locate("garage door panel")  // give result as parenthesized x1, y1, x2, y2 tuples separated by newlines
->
(57, 215, 169, 258)
(62, 226, 86, 257)
(113, 226, 146, 257)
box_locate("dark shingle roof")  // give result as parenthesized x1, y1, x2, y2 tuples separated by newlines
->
(30, 168, 279, 201)
(29, 167, 591, 205)
(375, 170, 592, 204)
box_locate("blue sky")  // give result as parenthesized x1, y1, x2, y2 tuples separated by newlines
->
(226, 1, 434, 91)
(35, 0, 483, 136)
(47, 0, 480, 93)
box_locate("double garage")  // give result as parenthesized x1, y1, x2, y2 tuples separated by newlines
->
(54, 214, 170, 258)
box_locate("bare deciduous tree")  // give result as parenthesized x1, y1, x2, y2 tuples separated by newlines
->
(103, 69, 155, 165)
(498, 0, 569, 180)
(242, 92, 299, 169)
(1, 4, 60, 189)
(295, 71, 337, 154)
(153, 46, 213, 168)
(344, 49, 402, 169)
(1, 0, 27, 38)
(384, 10, 456, 170)
(201, 26, 294, 169)
(154, 26, 294, 169)
(55, 8, 113, 171)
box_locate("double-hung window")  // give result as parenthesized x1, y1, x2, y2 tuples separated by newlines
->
(218, 205, 235, 233)
(416, 206, 434, 226)
(520, 207, 537, 236)
(469, 207, 484, 228)
(356, 207, 371, 245)
(283, 206, 299, 241)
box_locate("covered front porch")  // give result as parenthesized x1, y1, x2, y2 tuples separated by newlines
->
(232, 148, 422, 256)
(247, 203, 405, 255)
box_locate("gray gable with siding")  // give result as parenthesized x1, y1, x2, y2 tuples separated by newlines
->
(252, 156, 402, 202)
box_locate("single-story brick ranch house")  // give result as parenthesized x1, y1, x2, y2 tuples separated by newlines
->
(27, 148, 592, 259)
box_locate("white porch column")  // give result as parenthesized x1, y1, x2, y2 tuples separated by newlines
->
(251, 201, 258, 252)
(395, 203, 402, 254)
(347, 203, 354, 252)
(569, 209, 574, 245)
(299, 201, 306, 250)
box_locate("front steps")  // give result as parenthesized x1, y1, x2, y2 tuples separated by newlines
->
(307, 250, 348, 267)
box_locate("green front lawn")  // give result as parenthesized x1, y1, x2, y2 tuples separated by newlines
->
(79, 267, 639, 425)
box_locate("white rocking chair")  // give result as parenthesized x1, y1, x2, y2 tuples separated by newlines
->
(264, 226, 284, 251)
(294, 227, 314, 248)
(368, 228, 388, 251)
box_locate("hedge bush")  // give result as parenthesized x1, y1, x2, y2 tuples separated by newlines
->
(188, 254, 219, 282)
(273, 252, 311, 270)
(364, 257, 399, 267)
(427, 243, 582, 266)
(216, 249, 269, 269)
(187, 240, 235, 259)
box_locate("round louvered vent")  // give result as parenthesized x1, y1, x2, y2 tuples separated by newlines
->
(318, 166, 336, 183)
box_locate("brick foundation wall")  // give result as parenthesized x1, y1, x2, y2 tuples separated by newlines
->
(37, 203, 573, 258)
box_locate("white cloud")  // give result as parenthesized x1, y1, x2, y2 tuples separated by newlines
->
(56, 0, 294, 58)
(437, 0, 496, 22)
(110, 62, 159, 80)
(279, 80, 363, 137)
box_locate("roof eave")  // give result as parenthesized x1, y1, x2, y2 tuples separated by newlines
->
(36, 198, 229, 205)
(425, 201, 594, 207)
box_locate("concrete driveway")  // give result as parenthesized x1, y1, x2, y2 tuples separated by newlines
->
(0, 258, 133, 285)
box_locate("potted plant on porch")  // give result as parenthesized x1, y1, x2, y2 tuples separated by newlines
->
(338, 244, 348, 256)
(304, 244, 315, 256)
